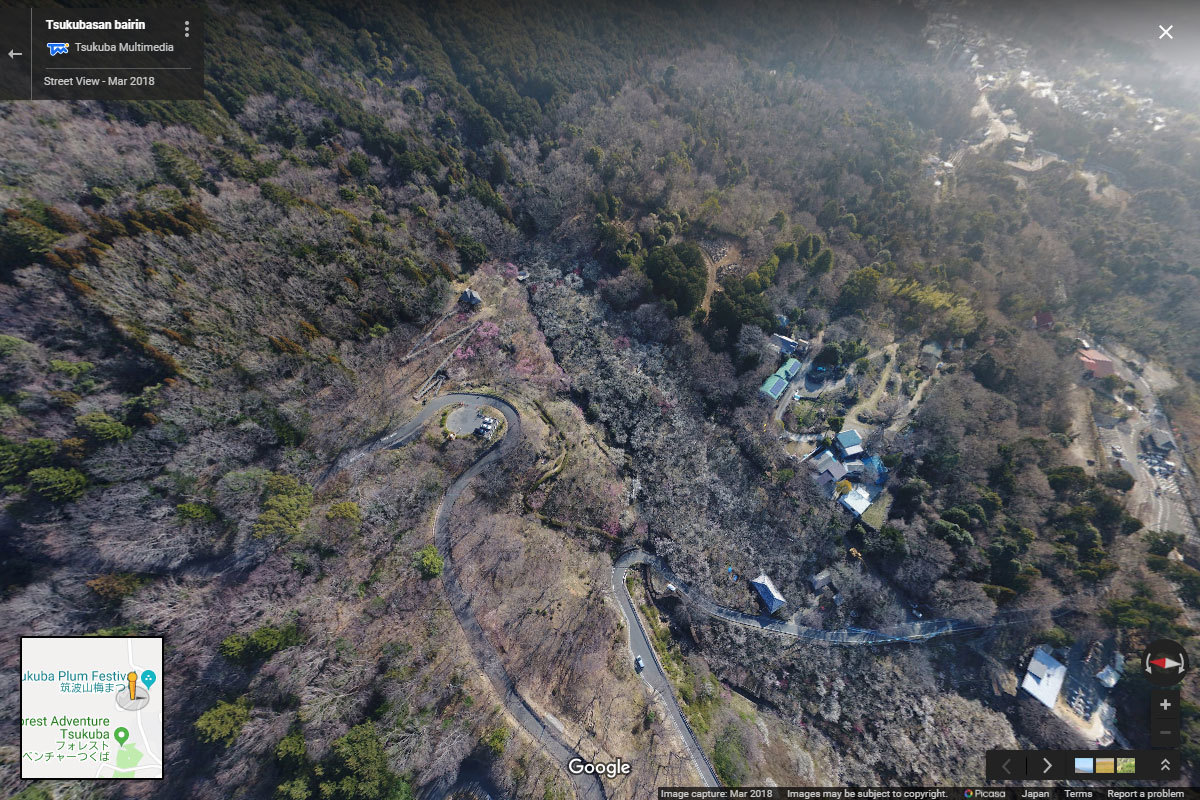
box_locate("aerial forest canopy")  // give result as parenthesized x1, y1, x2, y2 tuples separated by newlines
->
(3, 0, 1200, 796)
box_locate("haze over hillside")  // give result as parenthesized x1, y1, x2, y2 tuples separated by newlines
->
(3, 1, 1200, 797)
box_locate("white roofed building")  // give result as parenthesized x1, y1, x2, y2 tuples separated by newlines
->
(1021, 646, 1067, 709)
(839, 486, 871, 517)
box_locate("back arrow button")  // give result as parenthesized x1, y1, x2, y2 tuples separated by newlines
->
(8, 50, 23, 59)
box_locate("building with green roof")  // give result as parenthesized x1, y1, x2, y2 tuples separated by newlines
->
(759, 373, 788, 401)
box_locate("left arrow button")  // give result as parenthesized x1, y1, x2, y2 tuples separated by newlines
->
(8, 50, 22, 59)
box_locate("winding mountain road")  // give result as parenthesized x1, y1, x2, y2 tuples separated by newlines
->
(335, 391, 1054, 797)
(328, 393, 607, 800)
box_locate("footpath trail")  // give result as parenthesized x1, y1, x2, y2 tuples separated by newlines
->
(615, 550, 1054, 645)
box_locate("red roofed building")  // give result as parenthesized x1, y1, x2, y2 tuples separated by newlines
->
(1030, 311, 1055, 331)
(1077, 348, 1114, 378)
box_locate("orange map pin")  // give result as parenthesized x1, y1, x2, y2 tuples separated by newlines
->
(127, 671, 137, 701)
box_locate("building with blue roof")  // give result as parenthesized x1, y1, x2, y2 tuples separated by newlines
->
(835, 428, 864, 458)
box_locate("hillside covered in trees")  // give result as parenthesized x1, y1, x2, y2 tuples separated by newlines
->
(4, 0, 1200, 796)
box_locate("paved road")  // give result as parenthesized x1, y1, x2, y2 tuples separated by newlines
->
(611, 560, 720, 787)
(330, 393, 607, 800)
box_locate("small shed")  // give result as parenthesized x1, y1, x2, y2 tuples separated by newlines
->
(460, 288, 483, 309)
(810, 569, 833, 593)
(1096, 665, 1121, 689)
(1030, 311, 1055, 331)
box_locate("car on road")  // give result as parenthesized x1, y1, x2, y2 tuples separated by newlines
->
(634, 655, 644, 672)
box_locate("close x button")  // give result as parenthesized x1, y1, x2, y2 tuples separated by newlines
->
(985, 750, 1026, 780)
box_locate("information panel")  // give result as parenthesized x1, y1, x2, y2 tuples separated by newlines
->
(0, 7, 204, 101)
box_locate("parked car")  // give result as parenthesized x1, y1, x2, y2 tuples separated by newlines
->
(634, 655, 644, 671)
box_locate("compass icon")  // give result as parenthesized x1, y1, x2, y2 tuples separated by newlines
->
(1143, 639, 1189, 687)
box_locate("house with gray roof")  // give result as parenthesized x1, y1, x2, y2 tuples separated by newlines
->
(771, 334, 799, 355)
(1149, 429, 1176, 453)
(751, 573, 786, 615)
(810, 450, 849, 485)
(460, 287, 483, 309)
